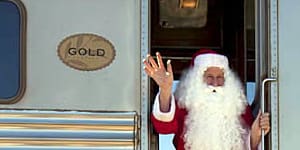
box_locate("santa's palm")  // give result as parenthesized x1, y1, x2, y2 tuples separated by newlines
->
(143, 52, 173, 92)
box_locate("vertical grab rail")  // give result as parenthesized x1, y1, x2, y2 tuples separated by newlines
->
(261, 78, 276, 150)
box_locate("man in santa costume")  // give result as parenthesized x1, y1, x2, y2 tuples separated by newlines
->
(143, 49, 270, 150)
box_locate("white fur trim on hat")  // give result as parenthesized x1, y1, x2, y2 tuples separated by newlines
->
(193, 53, 229, 71)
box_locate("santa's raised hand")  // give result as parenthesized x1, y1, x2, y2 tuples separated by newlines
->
(143, 52, 173, 90)
(143, 52, 173, 112)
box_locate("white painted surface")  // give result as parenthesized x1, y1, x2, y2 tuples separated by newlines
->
(278, 1, 300, 149)
(0, 0, 141, 111)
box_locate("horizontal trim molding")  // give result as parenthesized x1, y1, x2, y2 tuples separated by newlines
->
(0, 110, 138, 150)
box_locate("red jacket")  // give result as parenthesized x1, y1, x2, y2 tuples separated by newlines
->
(151, 102, 254, 150)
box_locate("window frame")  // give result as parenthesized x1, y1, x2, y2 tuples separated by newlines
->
(0, 0, 26, 104)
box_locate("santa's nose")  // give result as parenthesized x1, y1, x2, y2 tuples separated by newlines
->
(210, 80, 219, 86)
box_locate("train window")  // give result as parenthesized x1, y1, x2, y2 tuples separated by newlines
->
(0, 0, 26, 104)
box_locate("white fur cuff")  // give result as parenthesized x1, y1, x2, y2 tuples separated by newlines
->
(152, 92, 176, 122)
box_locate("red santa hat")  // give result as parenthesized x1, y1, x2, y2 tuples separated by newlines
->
(191, 49, 229, 72)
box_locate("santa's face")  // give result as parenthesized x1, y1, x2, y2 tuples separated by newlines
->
(203, 67, 224, 87)
(180, 66, 247, 150)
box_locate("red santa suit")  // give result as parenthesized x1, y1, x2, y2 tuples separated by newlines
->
(151, 49, 257, 150)
(151, 95, 254, 150)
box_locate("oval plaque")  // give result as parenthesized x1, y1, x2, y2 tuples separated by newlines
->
(58, 33, 115, 71)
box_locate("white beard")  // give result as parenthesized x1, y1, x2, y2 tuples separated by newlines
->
(175, 67, 248, 150)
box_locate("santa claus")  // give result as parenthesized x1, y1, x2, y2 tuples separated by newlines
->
(143, 49, 270, 150)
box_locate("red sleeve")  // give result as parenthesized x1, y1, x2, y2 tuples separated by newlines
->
(151, 114, 178, 134)
(241, 105, 254, 127)
(151, 102, 186, 134)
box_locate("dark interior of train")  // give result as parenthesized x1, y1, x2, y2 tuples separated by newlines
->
(150, 0, 255, 82)
(149, 0, 256, 149)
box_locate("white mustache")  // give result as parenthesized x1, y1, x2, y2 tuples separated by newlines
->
(204, 85, 224, 95)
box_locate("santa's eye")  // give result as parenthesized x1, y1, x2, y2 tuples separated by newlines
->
(217, 76, 224, 82)
(206, 76, 214, 81)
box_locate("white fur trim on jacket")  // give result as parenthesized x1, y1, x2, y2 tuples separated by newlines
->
(152, 91, 176, 122)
